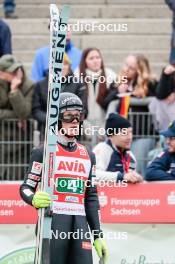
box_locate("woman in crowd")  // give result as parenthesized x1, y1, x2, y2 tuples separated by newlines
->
(74, 47, 116, 132)
(106, 54, 158, 176)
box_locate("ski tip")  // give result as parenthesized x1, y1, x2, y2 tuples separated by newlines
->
(50, 4, 59, 16)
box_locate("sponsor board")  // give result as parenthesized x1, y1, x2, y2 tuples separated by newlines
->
(98, 182, 175, 223)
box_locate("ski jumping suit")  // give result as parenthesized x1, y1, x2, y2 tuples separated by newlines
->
(20, 137, 102, 264)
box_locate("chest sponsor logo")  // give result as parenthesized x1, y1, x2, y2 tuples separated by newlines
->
(57, 160, 86, 174)
(55, 156, 91, 177)
(65, 196, 79, 203)
(56, 177, 85, 194)
(31, 162, 42, 175)
(78, 145, 87, 156)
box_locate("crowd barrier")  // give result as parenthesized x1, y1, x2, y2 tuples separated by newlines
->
(0, 182, 175, 263)
(0, 181, 174, 225)
(0, 110, 159, 181)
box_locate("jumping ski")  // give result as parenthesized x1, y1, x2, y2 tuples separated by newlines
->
(34, 4, 70, 263)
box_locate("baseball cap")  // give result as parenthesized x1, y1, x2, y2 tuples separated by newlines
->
(0, 54, 22, 73)
(160, 121, 175, 137)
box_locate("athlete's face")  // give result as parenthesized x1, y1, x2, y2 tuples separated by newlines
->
(166, 137, 175, 153)
(110, 127, 133, 150)
(61, 110, 81, 137)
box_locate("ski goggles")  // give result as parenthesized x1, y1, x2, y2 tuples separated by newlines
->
(59, 112, 84, 123)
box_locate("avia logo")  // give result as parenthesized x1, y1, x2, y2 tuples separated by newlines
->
(58, 160, 86, 173)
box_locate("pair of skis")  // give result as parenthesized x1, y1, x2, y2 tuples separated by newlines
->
(35, 4, 70, 264)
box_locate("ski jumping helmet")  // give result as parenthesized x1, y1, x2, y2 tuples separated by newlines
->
(58, 92, 84, 137)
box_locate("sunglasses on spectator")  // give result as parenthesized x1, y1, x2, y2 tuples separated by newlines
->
(59, 113, 84, 123)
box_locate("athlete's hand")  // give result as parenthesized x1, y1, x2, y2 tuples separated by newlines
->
(32, 191, 51, 209)
(94, 238, 108, 264)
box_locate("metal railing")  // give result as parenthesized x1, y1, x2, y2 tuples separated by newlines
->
(0, 119, 35, 181)
(0, 112, 159, 181)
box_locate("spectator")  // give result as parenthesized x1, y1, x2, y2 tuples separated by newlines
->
(165, 0, 175, 64)
(32, 53, 87, 130)
(74, 47, 116, 131)
(0, 54, 34, 180)
(0, 19, 12, 57)
(107, 54, 157, 113)
(3, 0, 17, 19)
(156, 64, 175, 100)
(93, 113, 143, 183)
(149, 64, 175, 131)
(145, 120, 175, 181)
(106, 54, 157, 176)
(31, 29, 82, 82)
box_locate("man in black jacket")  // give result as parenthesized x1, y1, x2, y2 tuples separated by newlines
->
(20, 93, 108, 264)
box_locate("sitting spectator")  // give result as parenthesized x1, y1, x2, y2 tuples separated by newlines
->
(74, 47, 116, 131)
(31, 29, 82, 82)
(0, 19, 12, 57)
(93, 113, 143, 183)
(106, 54, 157, 176)
(0, 54, 34, 180)
(32, 53, 87, 131)
(149, 64, 175, 131)
(145, 120, 175, 181)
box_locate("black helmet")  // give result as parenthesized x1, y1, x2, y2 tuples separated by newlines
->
(59, 92, 83, 113)
(58, 93, 84, 140)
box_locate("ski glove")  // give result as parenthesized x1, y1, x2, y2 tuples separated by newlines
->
(94, 238, 108, 264)
(32, 191, 51, 209)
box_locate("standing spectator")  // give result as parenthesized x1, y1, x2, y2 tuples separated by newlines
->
(0, 19, 12, 57)
(149, 64, 175, 131)
(31, 29, 82, 82)
(165, 0, 175, 64)
(156, 64, 175, 100)
(32, 54, 87, 130)
(93, 113, 143, 183)
(0, 55, 34, 180)
(106, 54, 157, 176)
(74, 47, 116, 131)
(145, 120, 175, 181)
(3, 0, 17, 19)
